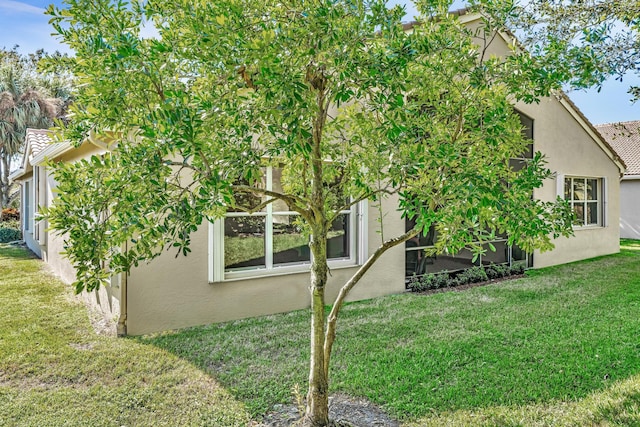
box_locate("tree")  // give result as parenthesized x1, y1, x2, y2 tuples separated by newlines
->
(512, 0, 640, 100)
(45, 0, 573, 425)
(0, 48, 72, 214)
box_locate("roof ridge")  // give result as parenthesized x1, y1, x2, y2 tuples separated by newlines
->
(595, 119, 640, 128)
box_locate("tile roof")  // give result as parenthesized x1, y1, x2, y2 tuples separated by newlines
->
(595, 121, 640, 176)
(25, 128, 53, 157)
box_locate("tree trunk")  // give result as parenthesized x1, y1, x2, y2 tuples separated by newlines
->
(0, 154, 10, 217)
(304, 69, 331, 426)
(305, 225, 330, 426)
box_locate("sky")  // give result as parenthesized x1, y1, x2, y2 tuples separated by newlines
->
(0, 0, 638, 125)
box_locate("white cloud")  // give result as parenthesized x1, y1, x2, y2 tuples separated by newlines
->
(0, 0, 45, 15)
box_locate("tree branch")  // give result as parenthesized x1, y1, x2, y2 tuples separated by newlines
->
(322, 227, 420, 377)
(329, 186, 397, 222)
(164, 160, 202, 174)
(231, 184, 311, 220)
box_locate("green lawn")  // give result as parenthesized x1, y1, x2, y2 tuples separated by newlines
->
(0, 245, 249, 427)
(2, 241, 640, 426)
(140, 240, 640, 425)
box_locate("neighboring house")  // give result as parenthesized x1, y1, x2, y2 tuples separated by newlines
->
(596, 120, 640, 239)
(10, 14, 626, 336)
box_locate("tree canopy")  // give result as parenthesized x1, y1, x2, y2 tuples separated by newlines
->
(0, 48, 72, 210)
(45, 0, 574, 424)
(512, 0, 640, 100)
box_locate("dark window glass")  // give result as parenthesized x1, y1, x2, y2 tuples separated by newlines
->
(224, 216, 266, 270)
(327, 214, 350, 259)
(482, 241, 508, 264)
(516, 110, 534, 158)
(586, 202, 599, 225)
(273, 215, 310, 266)
(509, 158, 527, 172)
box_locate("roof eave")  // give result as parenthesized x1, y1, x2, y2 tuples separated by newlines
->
(8, 168, 27, 181)
(31, 141, 73, 166)
(558, 95, 627, 175)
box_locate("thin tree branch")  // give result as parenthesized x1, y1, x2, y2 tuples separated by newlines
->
(231, 184, 311, 220)
(163, 160, 202, 173)
(322, 227, 420, 378)
(328, 186, 397, 223)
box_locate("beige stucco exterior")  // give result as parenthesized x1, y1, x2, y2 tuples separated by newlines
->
(12, 140, 122, 333)
(515, 97, 622, 267)
(459, 13, 623, 268)
(16, 95, 622, 335)
(126, 197, 404, 335)
(13, 134, 406, 335)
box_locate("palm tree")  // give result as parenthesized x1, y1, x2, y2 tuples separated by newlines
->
(0, 56, 65, 216)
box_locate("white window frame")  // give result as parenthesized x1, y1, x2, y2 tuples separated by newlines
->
(23, 180, 33, 233)
(209, 167, 367, 282)
(563, 175, 605, 228)
(35, 166, 47, 245)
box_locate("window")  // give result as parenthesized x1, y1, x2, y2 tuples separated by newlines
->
(509, 111, 534, 172)
(405, 109, 536, 278)
(210, 167, 364, 281)
(564, 177, 603, 226)
(24, 180, 32, 232)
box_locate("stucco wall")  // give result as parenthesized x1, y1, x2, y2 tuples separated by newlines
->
(19, 174, 42, 258)
(23, 230, 41, 258)
(36, 157, 121, 330)
(620, 179, 640, 240)
(515, 98, 621, 268)
(126, 196, 405, 335)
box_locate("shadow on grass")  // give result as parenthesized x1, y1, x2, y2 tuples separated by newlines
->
(135, 244, 640, 422)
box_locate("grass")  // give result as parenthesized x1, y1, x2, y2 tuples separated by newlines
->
(3, 241, 640, 426)
(139, 239, 640, 425)
(0, 244, 250, 427)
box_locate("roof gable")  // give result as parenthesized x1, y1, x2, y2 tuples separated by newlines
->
(9, 128, 54, 180)
(404, 12, 626, 175)
(26, 128, 54, 158)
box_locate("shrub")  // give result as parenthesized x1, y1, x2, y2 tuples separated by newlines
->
(1, 208, 20, 221)
(455, 266, 488, 284)
(406, 274, 429, 292)
(447, 276, 461, 287)
(408, 272, 450, 292)
(1, 219, 19, 229)
(486, 263, 509, 279)
(433, 273, 450, 289)
(509, 262, 526, 275)
(0, 226, 21, 243)
(409, 262, 527, 293)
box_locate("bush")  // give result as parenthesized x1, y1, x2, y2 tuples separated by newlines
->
(1, 208, 19, 221)
(509, 262, 526, 275)
(486, 263, 509, 280)
(1, 219, 19, 229)
(0, 226, 21, 243)
(409, 262, 528, 293)
(408, 272, 450, 292)
(455, 266, 488, 284)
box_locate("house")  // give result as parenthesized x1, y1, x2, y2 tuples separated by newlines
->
(595, 120, 640, 239)
(10, 13, 625, 336)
